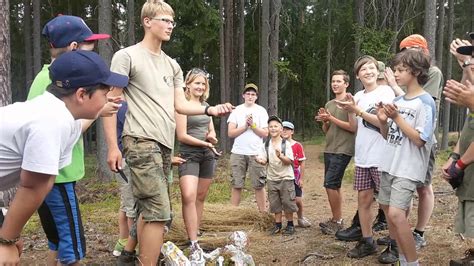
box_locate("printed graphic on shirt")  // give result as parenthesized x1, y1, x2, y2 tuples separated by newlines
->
(362, 106, 380, 132)
(387, 106, 417, 146)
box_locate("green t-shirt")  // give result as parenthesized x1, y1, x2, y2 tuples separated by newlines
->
(27, 64, 85, 183)
(324, 100, 355, 156)
(456, 116, 474, 201)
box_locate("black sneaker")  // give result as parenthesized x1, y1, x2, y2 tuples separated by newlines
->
(450, 248, 474, 266)
(377, 243, 399, 264)
(336, 223, 362, 241)
(347, 239, 377, 258)
(372, 220, 388, 232)
(269, 225, 282, 235)
(283, 225, 295, 235)
(376, 236, 391, 246)
(117, 250, 136, 266)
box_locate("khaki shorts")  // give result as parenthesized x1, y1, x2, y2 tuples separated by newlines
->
(115, 159, 136, 218)
(267, 179, 298, 214)
(378, 172, 420, 210)
(418, 144, 436, 187)
(455, 200, 474, 238)
(123, 136, 171, 222)
(230, 153, 266, 189)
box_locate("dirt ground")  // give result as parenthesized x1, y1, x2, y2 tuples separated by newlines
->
(20, 143, 471, 265)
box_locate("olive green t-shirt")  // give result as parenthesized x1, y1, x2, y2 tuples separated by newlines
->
(456, 116, 474, 201)
(324, 100, 355, 156)
(111, 43, 185, 149)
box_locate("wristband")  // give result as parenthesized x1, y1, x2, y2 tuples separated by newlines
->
(356, 110, 364, 117)
(204, 106, 211, 116)
(462, 60, 472, 68)
(449, 152, 461, 161)
(251, 123, 257, 129)
(0, 236, 20, 246)
(456, 159, 467, 170)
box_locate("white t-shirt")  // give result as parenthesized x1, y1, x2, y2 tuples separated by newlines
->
(353, 85, 395, 167)
(380, 93, 436, 182)
(227, 104, 269, 155)
(258, 139, 294, 181)
(0, 92, 81, 205)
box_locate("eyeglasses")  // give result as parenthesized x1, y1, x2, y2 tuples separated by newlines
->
(186, 68, 210, 79)
(151, 17, 177, 27)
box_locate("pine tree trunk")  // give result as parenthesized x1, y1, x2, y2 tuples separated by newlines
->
(23, 0, 33, 98)
(441, 0, 454, 150)
(127, 0, 135, 46)
(32, 0, 41, 76)
(237, 0, 245, 105)
(97, 0, 114, 181)
(0, 0, 11, 107)
(354, 0, 364, 92)
(259, 0, 270, 109)
(325, 0, 332, 102)
(423, 0, 437, 60)
(268, 0, 281, 116)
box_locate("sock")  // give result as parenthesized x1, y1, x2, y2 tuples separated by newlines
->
(405, 260, 419, 266)
(190, 240, 198, 247)
(276, 222, 282, 228)
(287, 221, 294, 227)
(399, 254, 407, 263)
(414, 229, 424, 237)
(363, 236, 373, 244)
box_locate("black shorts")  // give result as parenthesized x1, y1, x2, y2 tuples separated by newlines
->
(294, 181, 303, 197)
(324, 153, 352, 189)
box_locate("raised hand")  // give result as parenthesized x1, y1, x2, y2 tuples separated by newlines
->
(444, 79, 474, 110)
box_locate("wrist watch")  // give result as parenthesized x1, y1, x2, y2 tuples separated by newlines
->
(450, 152, 461, 161)
(462, 60, 472, 68)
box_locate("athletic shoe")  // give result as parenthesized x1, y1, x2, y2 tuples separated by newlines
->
(117, 250, 136, 266)
(377, 243, 399, 264)
(449, 249, 474, 266)
(413, 231, 427, 250)
(336, 223, 362, 241)
(282, 225, 295, 235)
(269, 225, 282, 235)
(113, 238, 128, 257)
(297, 217, 312, 228)
(372, 219, 388, 232)
(376, 236, 391, 246)
(347, 239, 377, 258)
(319, 219, 344, 235)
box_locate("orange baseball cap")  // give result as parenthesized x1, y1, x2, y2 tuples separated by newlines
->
(399, 34, 429, 54)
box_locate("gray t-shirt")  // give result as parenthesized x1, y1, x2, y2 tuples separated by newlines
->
(179, 102, 211, 153)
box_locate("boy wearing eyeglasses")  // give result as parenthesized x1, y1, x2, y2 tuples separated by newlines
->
(103, 1, 233, 265)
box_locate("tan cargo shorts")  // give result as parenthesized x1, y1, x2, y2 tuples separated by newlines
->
(267, 179, 298, 214)
(123, 136, 172, 222)
(230, 153, 266, 189)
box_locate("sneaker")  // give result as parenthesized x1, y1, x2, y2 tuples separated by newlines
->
(298, 217, 312, 228)
(319, 219, 344, 235)
(113, 238, 128, 257)
(189, 242, 204, 262)
(376, 236, 391, 246)
(336, 223, 362, 241)
(412, 231, 427, 250)
(449, 248, 474, 266)
(377, 243, 399, 264)
(269, 225, 282, 235)
(117, 250, 136, 266)
(372, 219, 388, 232)
(347, 239, 377, 258)
(282, 225, 295, 235)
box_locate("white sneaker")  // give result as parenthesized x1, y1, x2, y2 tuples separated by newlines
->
(297, 217, 312, 228)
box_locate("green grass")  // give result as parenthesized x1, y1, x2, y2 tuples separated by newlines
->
(302, 135, 326, 146)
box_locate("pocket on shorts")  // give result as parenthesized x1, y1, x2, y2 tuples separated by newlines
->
(288, 186, 296, 201)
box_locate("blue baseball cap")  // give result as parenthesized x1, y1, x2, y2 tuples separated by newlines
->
(50, 50, 129, 89)
(42, 15, 110, 48)
(282, 121, 294, 130)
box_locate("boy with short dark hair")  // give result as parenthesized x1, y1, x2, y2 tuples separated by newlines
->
(256, 116, 297, 235)
(0, 50, 128, 264)
(377, 49, 435, 265)
(316, 70, 356, 235)
(27, 15, 114, 265)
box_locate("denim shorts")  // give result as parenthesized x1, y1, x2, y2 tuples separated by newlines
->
(324, 153, 352, 189)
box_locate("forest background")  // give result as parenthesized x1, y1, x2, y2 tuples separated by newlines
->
(0, 0, 473, 179)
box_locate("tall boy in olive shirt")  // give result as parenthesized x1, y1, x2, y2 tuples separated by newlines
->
(316, 70, 356, 234)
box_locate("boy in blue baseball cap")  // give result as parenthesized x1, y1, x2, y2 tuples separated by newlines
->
(26, 15, 116, 266)
(0, 50, 128, 264)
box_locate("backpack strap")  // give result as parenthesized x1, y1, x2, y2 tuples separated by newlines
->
(265, 138, 286, 158)
(264, 138, 270, 159)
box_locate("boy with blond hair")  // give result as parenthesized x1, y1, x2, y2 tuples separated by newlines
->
(103, 1, 232, 264)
